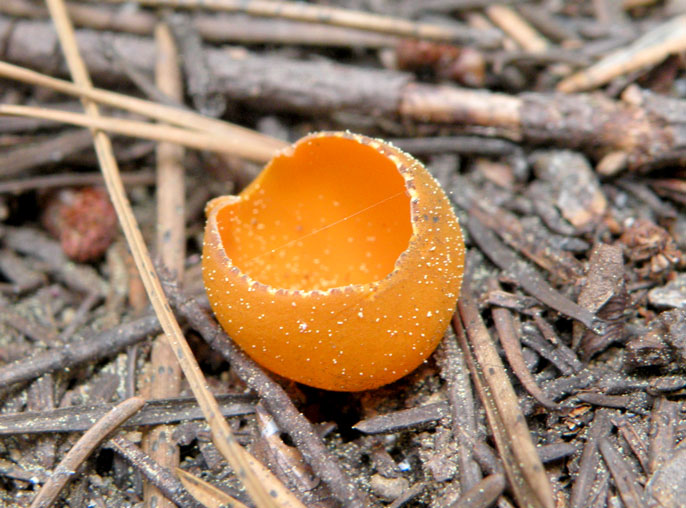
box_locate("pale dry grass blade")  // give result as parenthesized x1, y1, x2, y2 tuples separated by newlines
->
(0, 60, 286, 161)
(0, 104, 268, 159)
(177, 468, 250, 508)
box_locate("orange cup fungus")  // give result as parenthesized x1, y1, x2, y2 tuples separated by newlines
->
(202, 132, 465, 391)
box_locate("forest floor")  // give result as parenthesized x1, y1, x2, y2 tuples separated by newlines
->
(1, 1, 686, 507)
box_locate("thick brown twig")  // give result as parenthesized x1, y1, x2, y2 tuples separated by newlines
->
(4, 15, 686, 170)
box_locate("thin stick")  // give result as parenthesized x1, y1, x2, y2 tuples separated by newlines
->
(29, 396, 146, 508)
(0, 60, 286, 160)
(0, 313, 160, 390)
(176, 468, 250, 508)
(0, 171, 156, 194)
(490, 289, 558, 409)
(96, 0, 495, 44)
(0, 129, 94, 178)
(108, 435, 204, 508)
(486, 4, 548, 52)
(0, 104, 269, 159)
(142, 22, 185, 508)
(43, 1, 300, 507)
(455, 295, 555, 508)
(558, 14, 686, 93)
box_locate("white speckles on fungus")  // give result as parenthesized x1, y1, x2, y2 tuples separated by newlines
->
(202, 132, 465, 391)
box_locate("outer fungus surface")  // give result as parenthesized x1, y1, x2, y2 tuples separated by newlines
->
(202, 132, 465, 391)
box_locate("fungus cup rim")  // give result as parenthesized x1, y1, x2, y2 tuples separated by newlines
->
(205, 131, 442, 298)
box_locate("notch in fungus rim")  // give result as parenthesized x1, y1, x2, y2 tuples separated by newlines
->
(204, 130, 433, 298)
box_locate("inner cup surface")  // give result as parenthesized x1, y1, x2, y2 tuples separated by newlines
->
(216, 136, 412, 291)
